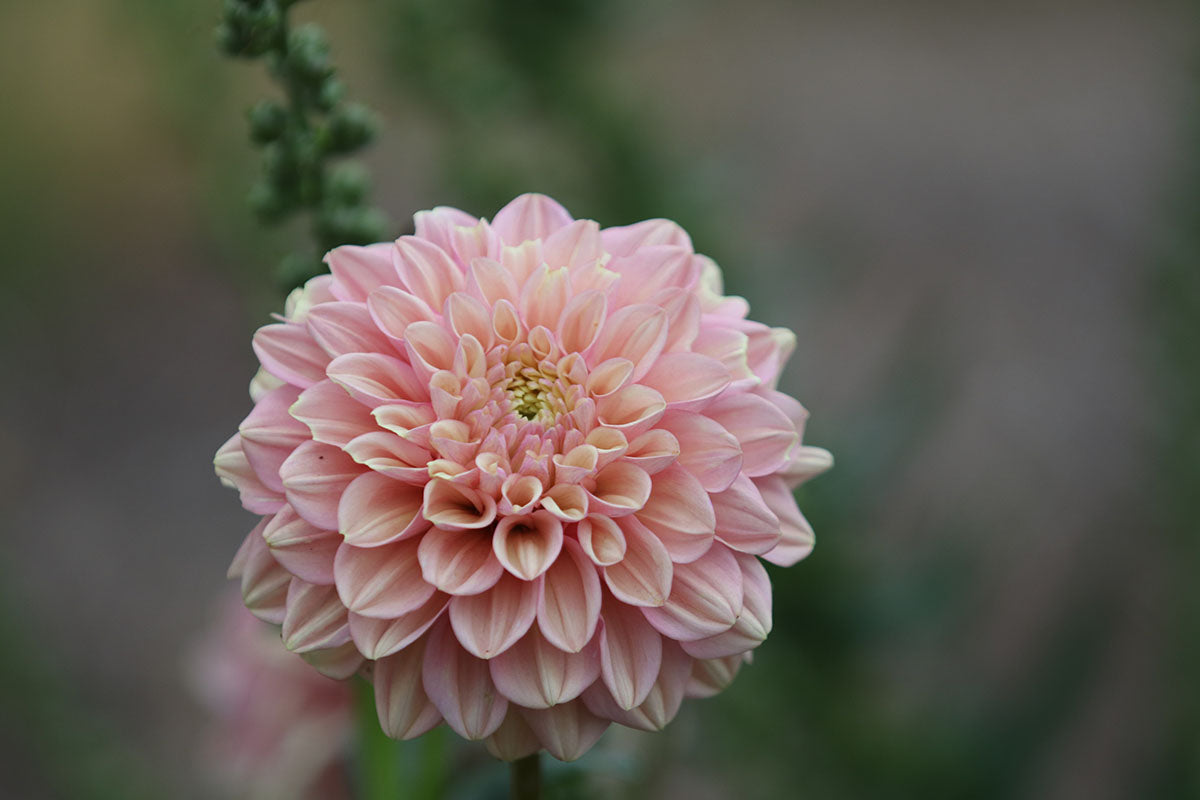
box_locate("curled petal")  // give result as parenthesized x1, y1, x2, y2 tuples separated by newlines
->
(519, 266, 571, 332)
(445, 292, 495, 348)
(334, 537, 434, 618)
(781, 445, 835, 488)
(494, 511, 563, 581)
(622, 429, 680, 476)
(467, 257, 519, 307)
(520, 702, 609, 762)
(542, 218, 602, 269)
(423, 619, 509, 740)
(584, 358, 634, 398)
(541, 483, 588, 522)
(279, 440, 362, 530)
(404, 320, 459, 375)
(374, 638, 443, 740)
(577, 516, 626, 567)
(640, 352, 730, 410)
(642, 544, 742, 641)
(423, 479, 497, 530)
(604, 517, 672, 607)
(348, 591, 448, 659)
(637, 464, 715, 536)
(537, 538, 602, 652)
(556, 289, 607, 355)
(595, 384, 666, 434)
(414, 205, 480, 254)
(418, 526, 505, 595)
(449, 573, 539, 659)
(281, 580, 351, 653)
(489, 628, 600, 708)
(587, 461, 651, 517)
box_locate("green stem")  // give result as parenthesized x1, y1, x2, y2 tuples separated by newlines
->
(353, 677, 401, 800)
(510, 753, 541, 800)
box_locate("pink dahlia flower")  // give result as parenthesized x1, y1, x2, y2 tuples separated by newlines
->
(216, 193, 831, 761)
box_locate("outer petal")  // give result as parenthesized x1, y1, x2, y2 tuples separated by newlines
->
(392, 236, 465, 308)
(374, 638, 443, 740)
(642, 544, 742, 641)
(301, 641, 365, 680)
(537, 538, 602, 653)
(485, 712, 541, 762)
(338, 472, 428, 547)
(290, 379, 377, 447)
(235, 521, 290, 624)
(519, 702, 609, 761)
(252, 322, 330, 388)
(705, 392, 798, 477)
(334, 537, 434, 618)
(710, 474, 782, 555)
(686, 654, 746, 699)
(598, 597, 663, 710)
(600, 218, 692, 256)
(348, 591, 449, 660)
(489, 628, 600, 708)
(263, 504, 339, 585)
(279, 440, 362, 530)
(681, 553, 772, 659)
(422, 619, 509, 740)
(327, 352, 429, 406)
(449, 573, 539, 659)
(657, 410, 742, 492)
(215, 434, 285, 514)
(305, 301, 393, 358)
(238, 384, 305, 493)
(588, 305, 668, 380)
(585, 641, 692, 732)
(756, 475, 816, 567)
(281, 580, 351, 653)
(491, 193, 573, 244)
(325, 242, 398, 302)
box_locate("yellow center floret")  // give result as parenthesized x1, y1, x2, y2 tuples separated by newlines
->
(506, 369, 562, 423)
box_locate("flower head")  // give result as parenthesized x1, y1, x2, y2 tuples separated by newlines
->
(217, 193, 831, 760)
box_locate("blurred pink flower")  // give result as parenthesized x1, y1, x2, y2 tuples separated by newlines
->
(188, 592, 353, 800)
(216, 193, 831, 761)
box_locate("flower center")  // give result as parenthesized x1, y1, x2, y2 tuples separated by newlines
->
(506, 369, 561, 423)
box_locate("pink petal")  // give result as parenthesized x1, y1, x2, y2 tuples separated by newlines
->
(705, 393, 798, 476)
(393, 235, 465, 308)
(281, 580, 351, 653)
(594, 384, 666, 434)
(491, 193, 573, 244)
(290, 379, 377, 447)
(540, 483, 589, 522)
(519, 265, 571, 332)
(238, 384, 305, 493)
(711, 474, 781, 555)
(682, 553, 772, 659)
(338, 472, 427, 547)
(418, 525, 505, 595)
(215, 433, 285, 514)
(686, 654, 746, 699)
(586, 641, 692, 731)
(236, 522, 290, 624)
(556, 290, 607, 354)
(485, 713, 541, 762)
(639, 352, 731, 410)
(326, 352, 429, 406)
(342, 431, 431, 481)
(584, 358, 634, 398)
(325, 242, 398, 302)
(279, 440, 362, 530)
(444, 292, 494, 348)
(588, 305, 668, 380)
(413, 205, 480, 254)
(334, 537, 434, 618)
(577, 516, 627, 567)
(542, 219, 603, 269)
(604, 516, 673, 607)
(597, 598, 663, 710)
(449, 573, 539, 659)
(519, 702, 609, 761)
(422, 618, 509, 740)
(642, 544, 742, 641)
(657, 410, 742, 491)
(622, 429, 681, 476)
(374, 638, 443, 739)
(348, 591, 449, 659)
(466, 257, 520, 307)
(489, 627, 600, 708)
(691, 326, 755, 385)
(636, 464, 716, 547)
(586, 461, 651, 516)
(657, 288, 701, 352)
(252, 322, 330, 388)
(600, 219, 692, 256)
(403, 320, 459, 375)
(423, 479, 497, 530)
(262, 504, 339, 584)
(494, 511, 564, 581)
(755, 475, 816, 567)
(367, 284, 438, 341)
(610, 246, 698, 305)
(305, 301, 393, 358)
(537, 538, 602, 652)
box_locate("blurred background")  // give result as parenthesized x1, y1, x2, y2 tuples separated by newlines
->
(1, 0, 1197, 797)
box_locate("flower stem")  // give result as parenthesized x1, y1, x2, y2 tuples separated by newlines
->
(510, 753, 541, 800)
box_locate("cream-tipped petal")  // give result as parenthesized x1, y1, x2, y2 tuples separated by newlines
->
(537, 538, 602, 653)
(423, 479, 497, 530)
(493, 511, 563, 581)
(577, 516, 627, 567)
(238, 523, 290, 624)
(422, 619, 509, 740)
(281, 580, 351, 653)
(682, 553, 772, 659)
(594, 384, 666, 434)
(374, 638, 443, 739)
(585, 641, 692, 732)
(587, 461, 651, 517)
(263, 504, 339, 585)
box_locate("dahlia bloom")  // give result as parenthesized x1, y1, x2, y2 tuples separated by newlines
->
(216, 193, 831, 761)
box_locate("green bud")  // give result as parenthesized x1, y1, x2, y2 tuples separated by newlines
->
(248, 182, 294, 224)
(247, 100, 288, 144)
(276, 252, 322, 291)
(284, 25, 332, 85)
(323, 104, 376, 154)
(325, 163, 371, 205)
(316, 205, 389, 249)
(315, 78, 346, 113)
(217, 0, 282, 58)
